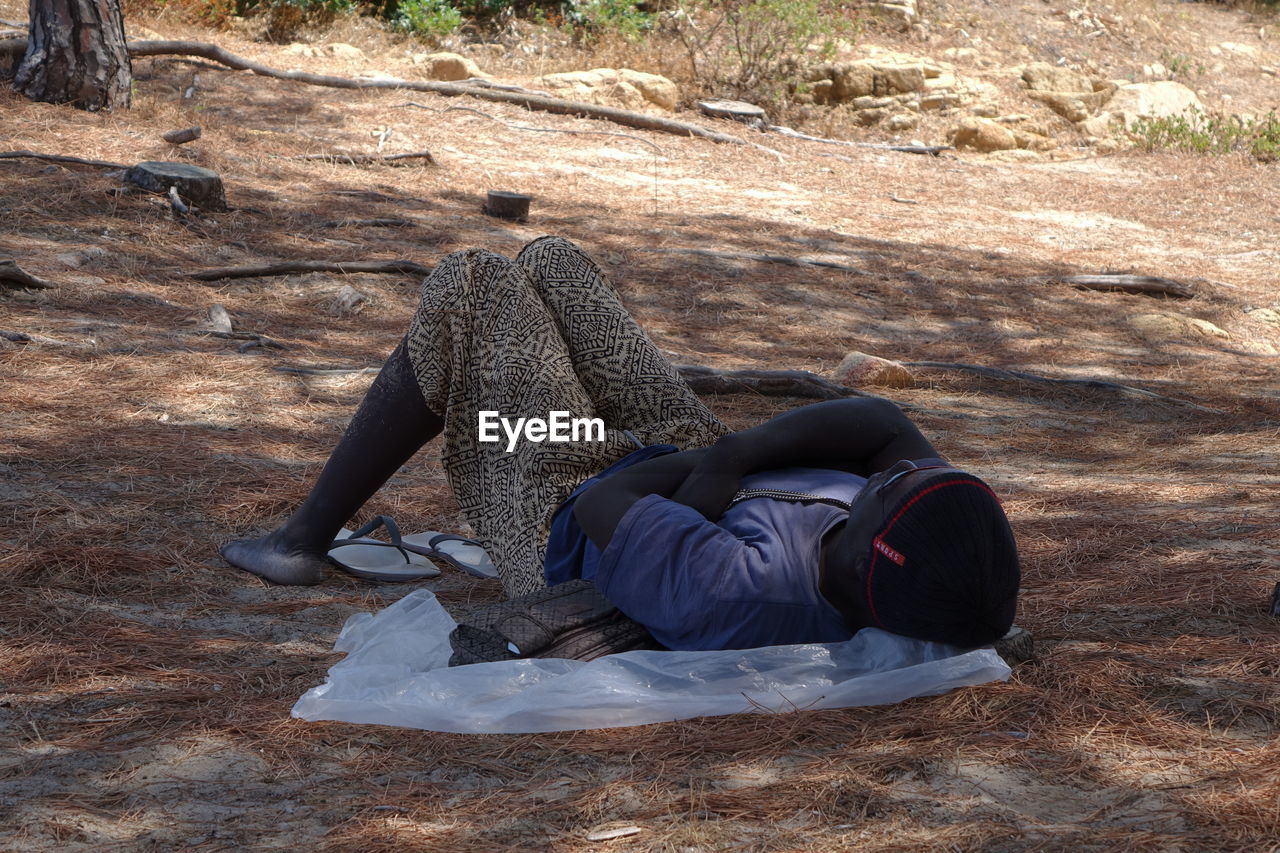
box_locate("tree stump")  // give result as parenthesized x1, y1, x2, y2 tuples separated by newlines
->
(696, 99, 769, 127)
(15, 0, 131, 111)
(124, 162, 227, 211)
(483, 191, 531, 222)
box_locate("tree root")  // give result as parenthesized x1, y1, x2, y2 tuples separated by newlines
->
(673, 365, 868, 399)
(0, 259, 54, 290)
(1060, 274, 1196, 299)
(190, 259, 432, 282)
(0, 150, 129, 170)
(904, 361, 1220, 412)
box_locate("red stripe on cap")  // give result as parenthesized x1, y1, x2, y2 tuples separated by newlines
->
(864, 477, 999, 629)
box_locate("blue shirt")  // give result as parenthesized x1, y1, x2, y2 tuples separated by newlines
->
(544, 447, 867, 651)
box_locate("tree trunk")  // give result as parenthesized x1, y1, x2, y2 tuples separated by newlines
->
(14, 0, 131, 111)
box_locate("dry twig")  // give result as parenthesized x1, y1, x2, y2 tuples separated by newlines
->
(189, 259, 432, 282)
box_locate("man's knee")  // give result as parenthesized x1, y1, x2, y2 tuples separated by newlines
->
(516, 235, 591, 272)
(420, 248, 521, 304)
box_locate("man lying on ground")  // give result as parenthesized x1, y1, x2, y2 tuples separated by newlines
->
(221, 237, 1020, 651)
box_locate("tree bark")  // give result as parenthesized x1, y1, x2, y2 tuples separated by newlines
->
(14, 0, 131, 111)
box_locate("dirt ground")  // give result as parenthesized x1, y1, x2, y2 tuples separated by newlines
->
(2, 0, 1279, 850)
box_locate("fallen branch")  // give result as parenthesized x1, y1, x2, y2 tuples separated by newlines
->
(637, 247, 867, 274)
(674, 365, 869, 400)
(1061, 274, 1195, 299)
(0, 259, 53, 290)
(0, 38, 760, 148)
(903, 361, 1219, 412)
(0, 150, 129, 170)
(1, 329, 75, 346)
(288, 151, 436, 166)
(766, 124, 953, 156)
(189, 259, 432, 282)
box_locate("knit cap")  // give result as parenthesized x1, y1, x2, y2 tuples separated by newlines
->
(862, 472, 1019, 648)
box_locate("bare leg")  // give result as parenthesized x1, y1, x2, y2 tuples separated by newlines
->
(220, 339, 444, 584)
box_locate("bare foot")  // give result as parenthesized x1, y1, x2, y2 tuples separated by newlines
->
(220, 529, 329, 585)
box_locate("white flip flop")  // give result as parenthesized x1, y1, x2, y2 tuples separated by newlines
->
(330, 516, 441, 582)
(401, 532, 499, 580)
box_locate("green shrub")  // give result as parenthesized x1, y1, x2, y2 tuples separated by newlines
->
(672, 0, 857, 107)
(1133, 107, 1280, 162)
(563, 0, 656, 39)
(393, 0, 465, 36)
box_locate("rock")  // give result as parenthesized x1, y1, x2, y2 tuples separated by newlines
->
(1130, 313, 1230, 340)
(1245, 307, 1280, 325)
(993, 626, 1035, 665)
(328, 285, 369, 317)
(1021, 62, 1094, 94)
(971, 104, 998, 117)
(124, 162, 227, 211)
(326, 43, 365, 60)
(948, 117, 1018, 152)
(942, 47, 979, 62)
(535, 68, 677, 111)
(832, 352, 915, 389)
(55, 247, 108, 268)
(887, 113, 919, 131)
(855, 107, 889, 126)
(620, 69, 679, 110)
(286, 42, 365, 60)
(1079, 111, 1122, 137)
(410, 52, 484, 82)
(808, 56, 928, 103)
(1028, 89, 1112, 123)
(1106, 81, 1204, 127)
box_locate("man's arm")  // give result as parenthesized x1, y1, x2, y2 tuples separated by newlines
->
(668, 397, 939, 520)
(576, 397, 938, 548)
(573, 447, 712, 550)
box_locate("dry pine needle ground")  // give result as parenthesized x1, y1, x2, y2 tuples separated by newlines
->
(2, 1, 1279, 850)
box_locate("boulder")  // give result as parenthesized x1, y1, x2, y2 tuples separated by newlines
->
(535, 68, 677, 111)
(808, 56, 927, 103)
(1130, 313, 1230, 340)
(1105, 81, 1203, 127)
(411, 52, 485, 82)
(1027, 89, 1113, 123)
(948, 117, 1018, 152)
(832, 352, 915, 389)
(286, 43, 366, 60)
(1021, 62, 1094, 94)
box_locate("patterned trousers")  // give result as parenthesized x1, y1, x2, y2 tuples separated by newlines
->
(405, 236, 729, 597)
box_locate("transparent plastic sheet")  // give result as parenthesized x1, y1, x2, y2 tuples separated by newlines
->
(292, 590, 1011, 734)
